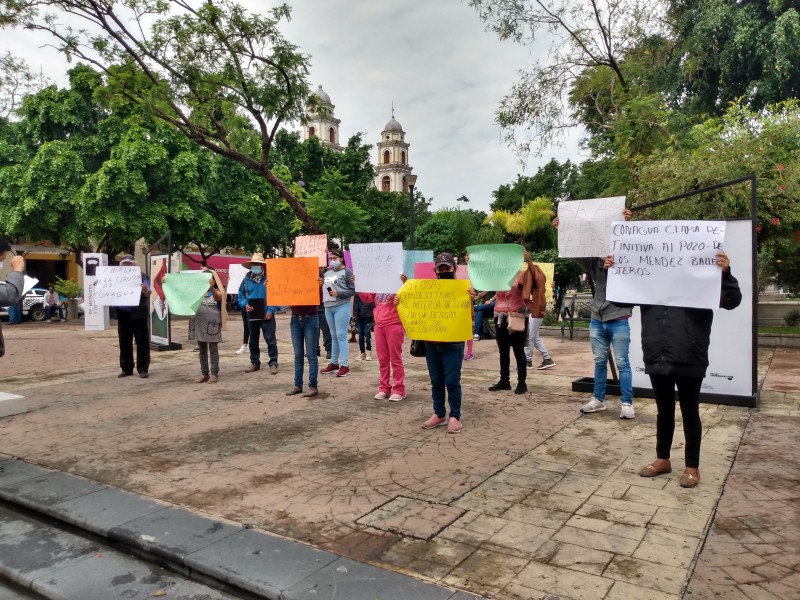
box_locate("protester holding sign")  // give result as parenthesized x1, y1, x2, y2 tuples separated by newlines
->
(554, 211, 635, 419)
(237, 253, 278, 375)
(190, 270, 226, 384)
(116, 255, 152, 379)
(286, 277, 324, 398)
(320, 249, 356, 378)
(489, 250, 538, 395)
(606, 252, 741, 488)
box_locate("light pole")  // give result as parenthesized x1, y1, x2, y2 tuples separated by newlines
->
(407, 174, 418, 249)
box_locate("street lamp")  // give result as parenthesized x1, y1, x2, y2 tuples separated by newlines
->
(407, 174, 418, 250)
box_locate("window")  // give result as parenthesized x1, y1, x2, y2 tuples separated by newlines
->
(381, 176, 391, 192)
(329, 127, 336, 143)
(309, 126, 316, 138)
(402, 176, 408, 192)
(401, 151, 406, 165)
(383, 150, 390, 164)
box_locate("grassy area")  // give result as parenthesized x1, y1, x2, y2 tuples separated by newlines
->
(758, 326, 800, 335)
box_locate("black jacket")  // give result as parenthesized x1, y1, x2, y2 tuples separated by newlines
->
(640, 268, 742, 378)
(353, 294, 375, 320)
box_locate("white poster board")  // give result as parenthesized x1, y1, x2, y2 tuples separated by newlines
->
(93, 266, 142, 306)
(82, 253, 109, 331)
(606, 220, 726, 309)
(629, 220, 754, 400)
(226, 263, 248, 295)
(349, 242, 404, 294)
(558, 196, 626, 257)
(295, 235, 328, 267)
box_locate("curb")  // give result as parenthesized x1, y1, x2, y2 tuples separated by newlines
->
(0, 457, 483, 600)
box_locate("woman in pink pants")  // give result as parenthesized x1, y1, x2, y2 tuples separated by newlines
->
(357, 280, 406, 401)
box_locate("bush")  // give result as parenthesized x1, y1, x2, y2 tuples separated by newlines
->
(54, 276, 82, 300)
(785, 309, 800, 327)
(542, 311, 559, 326)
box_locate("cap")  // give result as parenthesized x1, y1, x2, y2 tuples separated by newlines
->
(119, 254, 137, 266)
(434, 252, 456, 268)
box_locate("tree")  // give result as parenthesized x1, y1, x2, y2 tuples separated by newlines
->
(469, 0, 668, 158)
(413, 209, 478, 256)
(2, 0, 321, 231)
(491, 159, 578, 212)
(0, 51, 49, 118)
(484, 197, 555, 250)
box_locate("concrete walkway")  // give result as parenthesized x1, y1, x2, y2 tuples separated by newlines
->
(0, 316, 797, 599)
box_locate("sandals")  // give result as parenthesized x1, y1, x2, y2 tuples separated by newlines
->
(680, 470, 700, 488)
(639, 461, 672, 477)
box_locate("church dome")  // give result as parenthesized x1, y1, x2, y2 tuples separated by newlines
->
(383, 117, 403, 132)
(313, 85, 331, 104)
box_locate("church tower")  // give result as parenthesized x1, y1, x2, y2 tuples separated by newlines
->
(304, 85, 343, 153)
(374, 110, 413, 192)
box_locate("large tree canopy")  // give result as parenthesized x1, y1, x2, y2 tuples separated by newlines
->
(1, 0, 321, 231)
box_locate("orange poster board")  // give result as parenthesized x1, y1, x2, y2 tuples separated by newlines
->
(266, 257, 320, 306)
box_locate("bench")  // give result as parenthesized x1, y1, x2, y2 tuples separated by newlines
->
(560, 293, 593, 341)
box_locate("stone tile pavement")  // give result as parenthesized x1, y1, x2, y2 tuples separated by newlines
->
(0, 316, 798, 599)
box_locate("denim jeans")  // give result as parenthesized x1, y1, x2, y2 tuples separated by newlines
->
(589, 318, 633, 405)
(46, 304, 65, 320)
(524, 316, 551, 362)
(290, 314, 319, 389)
(356, 317, 373, 353)
(325, 302, 351, 366)
(249, 317, 278, 367)
(473, 302, 495, 336)
(425, 342, 464, 420)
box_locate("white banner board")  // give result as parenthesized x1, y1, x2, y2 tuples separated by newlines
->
(93, 266, 142, 306)
(82, 253, 109, 331)
(606, 220, 726, 309)
(226, 263, 248, 295)
(629, 220, 754, 400)
(558, 196, 626, 257)
(349, 242, 404, 294)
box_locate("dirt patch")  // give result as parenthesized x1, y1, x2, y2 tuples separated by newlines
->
(250, 472, 295, 486)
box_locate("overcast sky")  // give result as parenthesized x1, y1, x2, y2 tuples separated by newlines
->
(2, 1, 585, 214)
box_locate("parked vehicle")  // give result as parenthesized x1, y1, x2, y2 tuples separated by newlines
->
(0, 287, 83, 322)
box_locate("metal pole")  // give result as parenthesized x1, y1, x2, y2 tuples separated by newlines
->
(409, 184, 415, 250)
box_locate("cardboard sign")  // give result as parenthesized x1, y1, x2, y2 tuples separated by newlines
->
(295, 234, 328, 267)
(94, 266, 141, 306)
(557, 196, 627, 257)
(466, 244, 524, 291)
(403, 250, 433, 278)
(397, 279, 472, 342)
(162, 271, 212, 315)
(265, 257, 320, 306)
(533, 262, 555, 302)
(349, 242, 404, 294)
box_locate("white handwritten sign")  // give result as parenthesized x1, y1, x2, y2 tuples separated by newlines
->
(295, 234, 328, 267)
(94, 266, 142, 306)
(557, 196, 626, 257)
(606, 220, 726, 309)
(349, 242, 404, 294)
(226, 263, 248, 295)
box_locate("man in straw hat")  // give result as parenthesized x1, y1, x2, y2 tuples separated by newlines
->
(237, 252, 279, 374)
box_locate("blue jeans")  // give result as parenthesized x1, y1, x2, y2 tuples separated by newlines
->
(290, 314, 319, 389)
(589, 318, 632, 405)
(249, 317, 278, 367)
(7, 302, 22, 324)
(46, 304, 65, 320)
(356, 317, 372, 353)
(473, 302, 495, 336)
(425, 342, 465, 420)
(325, 302, 351, 367)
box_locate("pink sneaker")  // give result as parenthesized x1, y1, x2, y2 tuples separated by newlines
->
(374, 391, 389, 400)
(422, 414, 447, 429)
(447, 417, 463, 434)
(388, 393, 405, 402)
(464, 352, 474, 361)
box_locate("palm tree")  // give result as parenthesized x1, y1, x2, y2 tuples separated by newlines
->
(484, 196, 555, 247)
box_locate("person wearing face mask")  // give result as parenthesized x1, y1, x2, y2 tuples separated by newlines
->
(237, 252, 279, 375)
(320, 248, 356, 377)
(0, 238, 25, 360)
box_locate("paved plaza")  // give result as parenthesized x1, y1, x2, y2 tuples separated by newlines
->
(0, 315, 798, 599)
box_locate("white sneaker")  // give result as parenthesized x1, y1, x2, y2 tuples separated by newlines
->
(580, 398, 607, 413)
(620, 404, 635, 419)
(235, 345, 248, 355)
(365, 351, 373, 361)
(374, 391, 389, 400)
(355, 353, 366, 361)
(388, 393, 406, 402)
(473, 334, 480, 341)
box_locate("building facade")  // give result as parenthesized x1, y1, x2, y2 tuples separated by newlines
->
(303, 85, 344, 153)
(373, 115, 414, 193)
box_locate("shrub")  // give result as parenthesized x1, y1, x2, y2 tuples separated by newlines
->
(784, 309, 800, 327)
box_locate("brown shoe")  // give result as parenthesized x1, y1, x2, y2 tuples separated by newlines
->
(639, 460, 672, 477)
(269, 365, 278, 375)
(207, 375, 218, 384)
(680, 469, 700, 488)
(245, 364, 260, 373)
(303, 388, 319, 397)
(195, 375, 209, 383)
(285, 387, 303, 396)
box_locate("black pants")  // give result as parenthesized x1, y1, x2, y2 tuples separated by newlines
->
(650, 373, 703, 469)
(241, 309, 250, 344)
(495, 317, 528, 385)
(317, 308, 331, 353)
(118, 313, 150, 375)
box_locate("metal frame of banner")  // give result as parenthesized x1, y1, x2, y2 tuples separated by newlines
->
(571, 174, 759, 407)
(145, 230, 182, 351)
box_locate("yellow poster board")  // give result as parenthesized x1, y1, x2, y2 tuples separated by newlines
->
(534, 262, 555, 302)
(397, 279, 472, 342)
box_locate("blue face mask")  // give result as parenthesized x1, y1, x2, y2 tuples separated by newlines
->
(330, 260, 341, 269)
(250, 266, 263, 275)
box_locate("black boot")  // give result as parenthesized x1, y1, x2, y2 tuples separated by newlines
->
(514, 383, 528, 395)
(488, 381, 511, 391)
